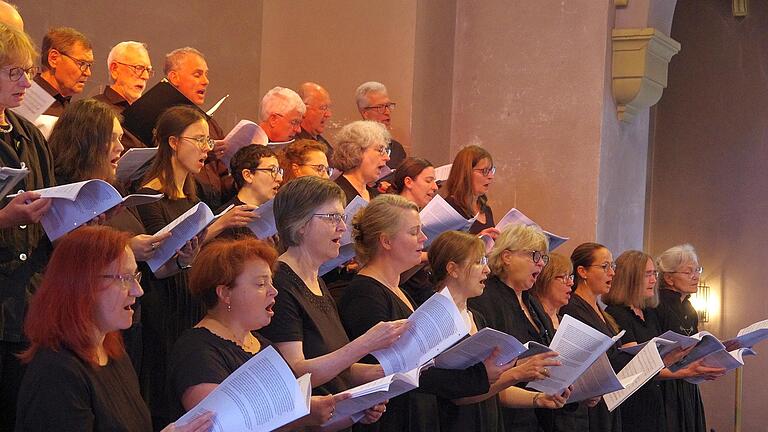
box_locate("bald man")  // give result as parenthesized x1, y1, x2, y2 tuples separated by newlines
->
(0, 1, 22, 31)
(296, 82, 333, 157)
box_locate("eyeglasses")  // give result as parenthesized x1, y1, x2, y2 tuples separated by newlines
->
(509, 249, 549, 265)
(588, 262, 617, 273)
(371, 145, 391, 158)
(645, 270, 659, 279)
(252, 166, 284, 179)
(301, 164, 334, 177)
(59, 51, 94, 73)
(363, 102, 396, 114)
(313, 213, 347, 224)
(113, 61, 154, 78)
(310, 104, 332, 112)
(181, 136, 215, 151)
(101, 271, 142, 288)
(555, 273, 574, 283)
(5, 66, 39, 82)
(475, 256, 489, 266)
(274, 113, 303, 127)
(669, 266, 703, 279)
(473, 166, 496, 177)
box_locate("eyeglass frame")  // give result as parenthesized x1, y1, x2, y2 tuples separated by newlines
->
(180, 135, 215, 151)
(555, 273, 575, 283)
(668, 266, 703, 279)
(113, 60, 154, 78)
(273, 112, 303, 127)
(58, 50, 94, 73)
(363, 102, 396, 114)
(473, 166, 496, 177)
(4, 65, 39, 82)
(645, 270, 660, 279)
(312, 213, 347, 224)
(101, 270, 142, 288)
(251, 166, 284, 179)
(507, 249, 550, 265)
(587, 262, 617, 273)
(369, 144, 391, 158)
(300, 163, 334, 177)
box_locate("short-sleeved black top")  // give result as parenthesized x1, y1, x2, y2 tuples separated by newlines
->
(259, 261, 351, 394)
(168, 327, 273, 421)
(444, 196, 495, 235)
(16, 348, 151, 431)
(337, 274, 490, 432)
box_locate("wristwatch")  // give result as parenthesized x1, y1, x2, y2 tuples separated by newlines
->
(176, 256, 192, 270)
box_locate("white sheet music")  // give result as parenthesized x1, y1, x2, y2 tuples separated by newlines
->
(246, 199, 277, 239)
(372, 288, 469, 375)
(29, 180, 123, 241)
(176, 346, 311, 431)
(116, 148, 157, 184)
(527, 315, 624, 395)
(219, 120, 269, 166)
(328, 367, 421, 422)
(433, 327, 527, 369)
(0, 166, 29, 198)
(619, 336, 679, 357)
(567, 353, 623, 402)
(494, 208, 569, 250)
(9, 81, 55, 122)
(433, 164, 452, 182)
(723, 318, 768, 349)
(665, 331, 724, 372)
(604, 342, 665, 411)
(146, 203, 232, 272)
(205, 94, 229, 116)
(121, 193, 163, 208)
(319, 243, 356, 277)
(34, 115, 58, 140)
(684, 348, 756, 385)
(340, 196, 368, 244)
(419, 195, 474, 247)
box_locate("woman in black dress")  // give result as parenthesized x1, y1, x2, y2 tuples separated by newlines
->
(468, 224, 564, 432)
(655, 244, 724, 432)
(561, 242, 625, 432)
(135, 106, 255, 425)
(440, 145, 499, 238)
(169, 236, 357, 429)
(16, 226, 211, 432)
(260, 176, 406, 427)
(331, 120, 391, 205)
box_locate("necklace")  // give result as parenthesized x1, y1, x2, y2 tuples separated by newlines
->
(201, 316, 260, 354)
(0, 122, 13, 134)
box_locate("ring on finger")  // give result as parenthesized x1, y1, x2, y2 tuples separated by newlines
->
(151, 242, 159, 250)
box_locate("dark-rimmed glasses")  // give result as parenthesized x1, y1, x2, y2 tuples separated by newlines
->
(59, 51, 93, 73)
(114, 61, 154, 78)
(555, 273, 574, 283)
(509, 249, 549, 265)
(5, 66, 39, 82)
(252, 166, 284, 179)
(300, 164, 334, 177)
(588, 262, 617, 273)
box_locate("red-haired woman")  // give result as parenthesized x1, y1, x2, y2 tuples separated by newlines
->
(15, 226, 212, 432)
(440, 145, 500, 239)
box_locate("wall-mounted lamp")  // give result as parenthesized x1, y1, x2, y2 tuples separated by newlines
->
(690, 282, 711, 323)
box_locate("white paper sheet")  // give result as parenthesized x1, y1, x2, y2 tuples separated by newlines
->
(30, 180, 123, 241)
(9, 81, 55, 122)
(494, 208, 569, 250)
(665, 331, 725, 372)
(116, 148, 157, 184)
(0, 165, 29, 198)
(34, 115, 58, 140)
(246, 199, 277, 239)
(527, 315, 625, 395)
(619, 336, 679, 357)
(604, 342, 665, 411)
(723, 318, 768, 349)
(328, 367, 421, 422)
(319, 243, 356, 277)
(433, 164, 452, 182)
(176, 346, 311, 431)
(205, 94, 229, 116)
(372, 288, 469, 375)
(121, 193, 164, 208)
(567, 353, 624, 403)
(684, 348, 756, 385)
(219, 120, 269, 166)
(146, 203, 232, 272)
(340, 196, 369, 244)
(419, 195, 474, 247)
(433, 327, 527, 369)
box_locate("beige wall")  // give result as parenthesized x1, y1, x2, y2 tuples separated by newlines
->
(650, 1, 768, 430)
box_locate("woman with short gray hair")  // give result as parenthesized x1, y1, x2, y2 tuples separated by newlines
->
(259, 176, 407, 428)
(331, 120, 391, 204)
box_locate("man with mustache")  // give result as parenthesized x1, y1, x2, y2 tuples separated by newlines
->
(164, 47, 233, 209)
(34, 27, 93, 117)
(92, 41, 151, 151)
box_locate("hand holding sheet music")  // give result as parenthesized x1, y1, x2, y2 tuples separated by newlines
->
(419, 195, 475, 247)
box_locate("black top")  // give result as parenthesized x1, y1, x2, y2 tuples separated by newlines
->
(559, 294, 624, 432)
(33, 74, 70, 116)
(335, 174, 379, 206)
(604, 305, 666, 432)
(16, 348, 151, 431)
(399, 264, 435, 307)
(337, 274, 490, 432)
(444, 196, 495, 235)
(168, 327, 273, 421)
(387, 138, 407, 170)
(296, 128, 334, 160)
(655, 289, 706, 432)
(91, 86, 145, 151)
(468, 275, 555, 432)
(0, 109, 55, 343)
(438, 309, 502, 432)
(260, 261, 351, 394)
(135, 187, 203, 422)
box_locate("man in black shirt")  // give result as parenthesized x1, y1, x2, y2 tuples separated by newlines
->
(34, 27, 93, 117)
(297, 82, 333, 157)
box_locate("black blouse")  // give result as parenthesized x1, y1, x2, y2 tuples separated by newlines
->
(468, 275, 555, 432)
(655, 289, 707, 432)
(168, 327, 273, 421)
(260, 261, 352, 395)
(337, 274, 490, 432)
(444, 196, 495, 235)
(335, 174, 379, 206)
(604, 305, 666, 432)
(16, 348, 151, 432)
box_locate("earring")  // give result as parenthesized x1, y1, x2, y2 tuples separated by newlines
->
(227, 303, 231, 312)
